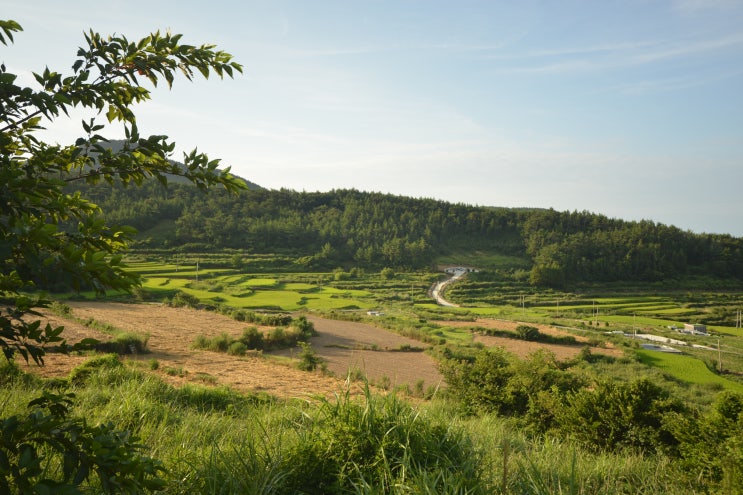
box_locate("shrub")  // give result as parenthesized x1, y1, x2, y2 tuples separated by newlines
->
(515, 325, 540, 341)
(556, 378, 685, 453)
(291, 315, 315, 337)
(169, 291, 201, 308)
(112, 332, 149, 354)
(192, 335, 210, 350)
(208, 333, 233, 353)
(228, 341, 247, 356)
(266, 327, 287, 349)
(380, 267, 395, 279)
(441, 348, 584, 422)
(239, 326, 265, 350)
(297, 342, 323, 371)
(49, 301, 72, 316)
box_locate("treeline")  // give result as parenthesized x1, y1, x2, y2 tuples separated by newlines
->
(73, 180, 743, 286)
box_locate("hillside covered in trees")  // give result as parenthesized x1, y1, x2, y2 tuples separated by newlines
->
(73, 179, 743, 287)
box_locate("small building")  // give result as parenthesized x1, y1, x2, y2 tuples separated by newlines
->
(443, 266, 479, 274)
(682, 323, 707, 335)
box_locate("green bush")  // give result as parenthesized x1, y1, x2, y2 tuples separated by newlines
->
(380, 267, 395, 279)
(556, 378, 685, 453)
(297, 342, 322, 371)
(441, 348, 584, 422)
(192, 334, 210, 350)
(266, 327, 286, 348)
(239, 326, 265, 350)
(515, 324, 540, 341)
(169, 291, 201, 308)
(209, 333, 233, 353)
(227, 341, 247, 356)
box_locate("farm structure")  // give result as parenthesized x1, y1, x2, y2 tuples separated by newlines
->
(682, 323, 708, 335)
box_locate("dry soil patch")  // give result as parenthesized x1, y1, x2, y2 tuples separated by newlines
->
(20, 302, 442, 398)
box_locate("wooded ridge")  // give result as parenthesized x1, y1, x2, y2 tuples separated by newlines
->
(71, 178, 743, 286)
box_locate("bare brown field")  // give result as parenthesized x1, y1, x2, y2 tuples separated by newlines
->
(20, 302, 443, 398)
(436, 318, 624, 360)
(279, 315, 444, 390)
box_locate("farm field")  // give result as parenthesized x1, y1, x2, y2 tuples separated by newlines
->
(21, 302, 443, 397)
(636, 349, 743, 394)
(55, 257, 743, 393)
(22, 298, 652, 399)
(437, 318, 624, 360)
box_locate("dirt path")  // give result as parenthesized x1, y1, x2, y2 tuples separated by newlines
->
(20, 302, 442, 398)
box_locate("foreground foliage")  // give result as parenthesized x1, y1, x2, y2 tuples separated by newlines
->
(1, 358, 723, 494)
(441, 346, 743, 491)
(0, 18, 241, 492)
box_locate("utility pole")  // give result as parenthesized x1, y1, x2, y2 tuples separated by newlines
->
(521, 294, 525, 316)
(633, 313, 636, 339)
(593, 300, 598, 325)
(718, 338, 723, 373)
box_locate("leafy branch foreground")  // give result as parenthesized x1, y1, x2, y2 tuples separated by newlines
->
(0, 18, 243, 494)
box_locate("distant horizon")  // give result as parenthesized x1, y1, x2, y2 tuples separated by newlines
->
(4, 1, 742, 236)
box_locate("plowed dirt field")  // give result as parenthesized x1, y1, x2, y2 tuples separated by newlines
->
(21, 302, 443, 399)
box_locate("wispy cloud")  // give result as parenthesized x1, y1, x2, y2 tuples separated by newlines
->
(607, 67, 743, 94)
(673, 0, 743, 14)
(495, 32, 743, 76)
(628, 33, 743, 64)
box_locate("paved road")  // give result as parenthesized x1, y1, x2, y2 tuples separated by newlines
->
(431, 268, 468, 306)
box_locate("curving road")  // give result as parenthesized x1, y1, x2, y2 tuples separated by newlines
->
(431, 268, 468, 307)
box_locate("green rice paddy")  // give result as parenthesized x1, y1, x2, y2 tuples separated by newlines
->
(636, 349, 743, 394)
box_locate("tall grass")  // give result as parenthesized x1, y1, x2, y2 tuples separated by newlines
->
(0, 358, 711, 494)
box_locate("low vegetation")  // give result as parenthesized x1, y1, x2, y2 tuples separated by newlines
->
(191, 316, 316, 354)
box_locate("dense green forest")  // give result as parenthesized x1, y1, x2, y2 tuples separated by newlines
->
(72, 178, 743, 286)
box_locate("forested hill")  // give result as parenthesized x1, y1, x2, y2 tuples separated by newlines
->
(76, 179, 743, 287)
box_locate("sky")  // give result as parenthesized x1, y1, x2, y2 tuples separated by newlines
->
(3, 0, 743, 236)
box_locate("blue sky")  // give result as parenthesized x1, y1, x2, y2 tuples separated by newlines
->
(4, 0, 743, 236)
